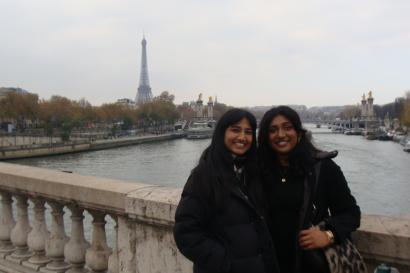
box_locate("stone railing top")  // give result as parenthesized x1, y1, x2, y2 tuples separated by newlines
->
(360, 214, 410, 237)
(356, 214, 410, 265)
(0, 162, 160, 214)
(126, 186, 182, 226)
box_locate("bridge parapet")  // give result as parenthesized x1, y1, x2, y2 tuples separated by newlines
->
(0, 162, 190, 273)
(0, 162, 409, 273)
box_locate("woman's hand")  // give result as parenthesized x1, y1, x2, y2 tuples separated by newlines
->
(298, 227, 331, 250)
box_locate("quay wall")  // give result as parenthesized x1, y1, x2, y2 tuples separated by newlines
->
(0, 136, 62, 147)
(0, 133, 180, 160)
(89, 134, 178, 151)
(0, 163, 409, 273)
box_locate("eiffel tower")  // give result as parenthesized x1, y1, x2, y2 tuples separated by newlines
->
(135, 36, 153, 104)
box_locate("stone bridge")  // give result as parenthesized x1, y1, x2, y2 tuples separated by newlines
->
(0, 162, 408, 273)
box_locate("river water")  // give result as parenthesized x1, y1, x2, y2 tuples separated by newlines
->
(8, 124, 410, 217)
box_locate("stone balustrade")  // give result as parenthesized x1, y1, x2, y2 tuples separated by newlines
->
(0, 162, 409, 273)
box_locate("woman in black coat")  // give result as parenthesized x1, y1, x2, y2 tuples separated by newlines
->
(257, 106, 361, 273)
(174, 109, 279, 273)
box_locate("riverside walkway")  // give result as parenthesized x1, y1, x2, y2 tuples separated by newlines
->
(0, 133, 184, 160)
(0, 162, 409, 273)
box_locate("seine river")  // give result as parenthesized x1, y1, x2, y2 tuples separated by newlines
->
(9, 124, 410, 217)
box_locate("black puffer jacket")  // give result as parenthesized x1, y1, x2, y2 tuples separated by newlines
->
(174, 177, 279, 273)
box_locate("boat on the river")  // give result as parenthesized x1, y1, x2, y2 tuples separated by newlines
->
(316, 124, 321, 128)
(403, 140, 410, 152)
(331, 127, 344, 134)
(377, 132, 392, 141)
(399, 136, 410, 146)
(364, 131, 377, 140)
(174, 120, 187, 131)
(186, 121, 214, 139)
(344, 128, 362, 136)
(393, 131, 407, 143)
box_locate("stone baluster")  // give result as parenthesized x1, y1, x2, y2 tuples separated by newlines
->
(64, 205, 89, 273)
(85, 210, 111, 273)
(8, 195, 31, 262)
(41, 202, 70, 273)
(24, 198, 50, 270)
(107, 216, 118, 273)
(0, 192, 15, 257)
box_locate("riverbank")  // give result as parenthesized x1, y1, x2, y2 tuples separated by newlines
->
(0, 133, 184, 160)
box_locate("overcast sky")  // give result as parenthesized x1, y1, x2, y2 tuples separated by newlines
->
(1, 0, 409, 107)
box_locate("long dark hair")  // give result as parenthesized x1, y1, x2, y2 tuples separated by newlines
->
(186, 108, 258, 209)
(258, 105, 320, 176)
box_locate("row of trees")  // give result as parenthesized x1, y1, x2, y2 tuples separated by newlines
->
(0, 91, 181, 136)
(0, 90, 233, 138)
(7, 89, 407, 135)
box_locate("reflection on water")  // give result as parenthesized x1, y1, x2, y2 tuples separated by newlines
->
(9, 125, 410, 217)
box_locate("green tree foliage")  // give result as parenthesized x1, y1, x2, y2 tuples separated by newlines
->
(121, 116, 134, 130)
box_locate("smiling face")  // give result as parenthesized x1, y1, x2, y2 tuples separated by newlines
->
(268, 114, 299, 158)
(224, 118, 253, 156)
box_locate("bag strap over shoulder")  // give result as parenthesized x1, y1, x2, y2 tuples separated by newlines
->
(312, 161, 322, 205)
(298, 161, 322, 229)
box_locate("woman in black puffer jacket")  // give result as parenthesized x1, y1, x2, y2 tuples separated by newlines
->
(257, 106, 361, 273)
(173, 109, 279, 273)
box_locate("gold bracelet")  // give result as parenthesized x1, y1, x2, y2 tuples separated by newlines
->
(325, 230, 335, 244)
